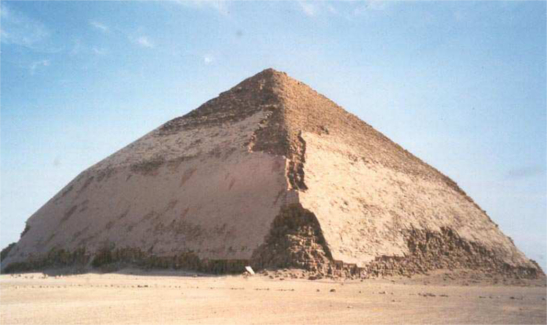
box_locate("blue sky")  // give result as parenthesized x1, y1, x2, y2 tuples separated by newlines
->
(1, 1, 545, 267)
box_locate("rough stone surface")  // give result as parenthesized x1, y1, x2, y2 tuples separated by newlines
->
(250, 204, 333, 272)
(1, 69, 543, 279)
(0, 243, 16, 263)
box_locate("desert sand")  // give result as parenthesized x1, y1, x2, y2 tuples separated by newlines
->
(1, 269, 545, 325)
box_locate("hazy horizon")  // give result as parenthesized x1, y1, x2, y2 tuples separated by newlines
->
(1, 1, 545, 268)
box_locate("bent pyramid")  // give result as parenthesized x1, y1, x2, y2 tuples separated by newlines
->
(1, 69, 542, 278)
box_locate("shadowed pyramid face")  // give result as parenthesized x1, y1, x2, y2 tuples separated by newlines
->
(1, 69, 543, 278)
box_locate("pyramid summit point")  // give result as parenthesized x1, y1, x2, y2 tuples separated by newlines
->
(1, 68, 543, 278)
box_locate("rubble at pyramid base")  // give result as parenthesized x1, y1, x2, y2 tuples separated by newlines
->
(2, 203, 542, 280)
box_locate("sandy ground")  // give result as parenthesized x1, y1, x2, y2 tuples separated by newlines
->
(0, 270, 545, 325)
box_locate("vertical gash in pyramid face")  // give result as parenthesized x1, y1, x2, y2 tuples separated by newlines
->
(1, 69, 543, 278)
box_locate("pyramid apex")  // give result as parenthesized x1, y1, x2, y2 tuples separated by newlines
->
(260, 67, 285, 74)
(252, 67, 289, 80)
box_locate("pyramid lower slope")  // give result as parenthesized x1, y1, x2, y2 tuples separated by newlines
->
(1, 69, 543, 278)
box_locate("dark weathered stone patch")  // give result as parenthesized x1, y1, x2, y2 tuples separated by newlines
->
(251, 204, 333, 272)
(130, 157, 165, 176)
(1, 243, 16, 263)
(61, 205, 78, 224)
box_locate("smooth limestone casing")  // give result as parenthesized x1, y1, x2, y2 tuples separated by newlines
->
(299, 132, 532, 268)
(3, 111, 292, 266)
